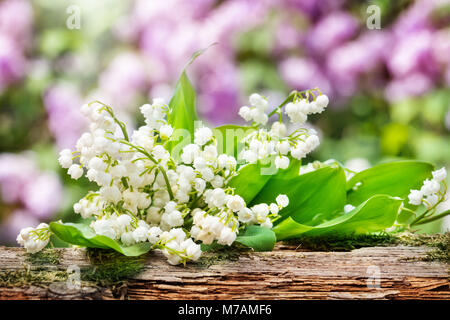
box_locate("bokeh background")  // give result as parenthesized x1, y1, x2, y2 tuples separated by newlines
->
(0, 0, 449, 244)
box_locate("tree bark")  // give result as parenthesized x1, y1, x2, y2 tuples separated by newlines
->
(0, 245, 448, 300)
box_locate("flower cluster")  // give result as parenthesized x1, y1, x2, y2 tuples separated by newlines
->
(238, 93, 269, 125)
(239, 91, 328, 169)
(285, 94, 329, 124)
(408, 167, 447, 208)
(18, 91, 317, 264)
(16, 223, 51, 254)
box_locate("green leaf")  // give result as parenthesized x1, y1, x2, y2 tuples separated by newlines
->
(212, 125, 256, 158)
(252, 165, 347, 225)
(228, 158, 302, 204)
(397, 209, 416, 225)
(236, 225, 276, 251)
(347, 160, 434, 206)
(167, 47, 214, 154)
(49, 222, 152, 256)
(228, 162, 273, 204)
(184, 44, 217, 68)
(167, 71, 197, 153)
(273, 195, 402, 240)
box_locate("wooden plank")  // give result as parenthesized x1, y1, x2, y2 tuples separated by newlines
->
(0, 245, 448, 300)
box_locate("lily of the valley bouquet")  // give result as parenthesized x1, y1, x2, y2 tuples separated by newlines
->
(18, 54, 448, 265)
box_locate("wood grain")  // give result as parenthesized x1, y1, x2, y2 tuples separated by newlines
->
(0, 245, 448, 300)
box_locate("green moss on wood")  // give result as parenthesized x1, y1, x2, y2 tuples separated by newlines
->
(0, 248, 146, 289)
(283, 233, 397, 251)
(25, 249, 61, 266)
(1, 249, 65, 287)
(196, 248, 245, 269)
(0, 269, 68, 287)
(400, 233, 449, 262)
(195, 242, 251, 268)
(82, 248, 146, 286)
(283, 232, 450, 262)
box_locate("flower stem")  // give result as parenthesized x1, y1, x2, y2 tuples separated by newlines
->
(89, 100, 129, 141)
(119, 140, 174, 200)
(158, 166, 174, 200)
(267, 91, 297, 117)
(411, 209, 450, 226)
(410, 209, 433, 226)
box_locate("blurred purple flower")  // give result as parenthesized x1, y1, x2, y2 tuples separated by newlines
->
(432, 29, 450, 65)
(98, 52, 149, 110)
(0, 0, 32, 93)
(386, 30, 438, 78)
(111, 0, 271, 124)
(195, 57, 241, 125)
(306, 11, 359, 56)
(280, 0, 345, 20)
(274, 22, 304, 53)
(0, 153, 36, 204)
(22, 172, 62, 219)
(381, 0, 450, 100)
(199, 0, 269, 46)
(279, 57, 331, 95)
(0, 209, 39, 244)
(385, 72, 433, 102)
(445, 66, 450, 87)
(0, 0, 33, 47)
(49, 0, 450, 122)
(274, 0, 450, 103)
(326, 31, 389, 97)
(0, 153, 63, 242)
(391, 0, 443, 37)
(0, 34, 26, 93)
(44, 83, 87, 149)
(327, 32, 389, 77)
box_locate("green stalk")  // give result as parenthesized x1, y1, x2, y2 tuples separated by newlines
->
(411, 210, 450, 226)
(410, 209, 432, 226)
(267, 91, 297, 117)
(119, 140, 174, 200)
(158, 167, 174, 200)
(189, 194, 202, 209)
(89, 100, 129, 141)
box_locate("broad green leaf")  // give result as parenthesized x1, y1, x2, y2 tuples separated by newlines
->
(50, 222, 152, 256)
(266, 157, 302, 181)
(228, 158, 302, 205)
(236, 225, 276, 251)
(347, 160, 434, 206)
(252, 165, 347, 225)
(273, 195, 402, 240)
(167, 47, 214, 154)
(228, 162, 273, 204)
(167, 71, 197, 153)
(397, 209, 416, 225)
(212, 125, 256, 158)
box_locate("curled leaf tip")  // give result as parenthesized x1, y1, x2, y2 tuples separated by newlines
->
(184, 42, 218, 69)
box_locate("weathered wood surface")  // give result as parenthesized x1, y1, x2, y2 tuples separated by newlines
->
(0, 244, 448, 300)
